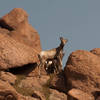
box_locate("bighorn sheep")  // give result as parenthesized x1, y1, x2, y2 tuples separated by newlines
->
(38, 37, 68, 77)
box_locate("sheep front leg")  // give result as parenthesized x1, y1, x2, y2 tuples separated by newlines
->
(57, 55, 62, 72)
(53, 60, 58, 74)
(38, 64, 41, 78)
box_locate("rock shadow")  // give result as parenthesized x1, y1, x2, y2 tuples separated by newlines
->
(0, 19, 14, 31)
(7, 63, 37, 76)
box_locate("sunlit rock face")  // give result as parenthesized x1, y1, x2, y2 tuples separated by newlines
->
(0, 8, 41, 70)
(64, 50, 100, 95)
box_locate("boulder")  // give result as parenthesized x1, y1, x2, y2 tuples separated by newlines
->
(32, 90, 45, 100)
(18, 75, 50, 91)
(11, 21, 41, 51)
(68, 88, 94, 100)
(0, 8, 28, 30)
(0, 33, 38, 69)
(49, 89, 67, 100)
(0, 80, 18, 100)
(0, 8, 41, 51)
(64, 50, 100, 94)
(0, 8, 41, 70)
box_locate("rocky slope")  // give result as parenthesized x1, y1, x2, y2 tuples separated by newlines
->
(0, 8, 100, 100)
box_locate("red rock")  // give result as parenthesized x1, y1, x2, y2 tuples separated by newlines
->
(90, 48, 100, 57)
(0, 80, 18, 100)
(0, 33, 38, 69)
(0, 80, 16, 91)
(19, 75, 50, 90)
(18, 76, 50, 100)
(64, 50, 100, 94)
(49, 89, 67, 100)
(11, 20, 41, 51)
(32, 90, 45, 100)
(0, 8, 41, 70)
(0, 71, 16, 84)
(68, 88, 94, 100)
(0, 8, 41, 51)
(18, 93, 41, 100)
(0, 80, 39, 100)
(0, 8, 28, 29)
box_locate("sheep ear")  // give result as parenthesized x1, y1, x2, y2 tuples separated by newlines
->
(65, 39, 68, 43)
(60, 37, 63, 41)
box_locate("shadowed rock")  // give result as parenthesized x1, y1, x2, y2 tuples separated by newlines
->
(50, 71, 67, 93)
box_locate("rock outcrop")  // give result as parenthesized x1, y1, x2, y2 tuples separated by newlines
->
(64, 50, 100, 95)
(0, 8, 41, 70)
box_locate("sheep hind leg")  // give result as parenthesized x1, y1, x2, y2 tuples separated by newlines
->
(37, 54, 43, 78)
(38, 61, 46, 78)
(59, 58, 62, 71)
